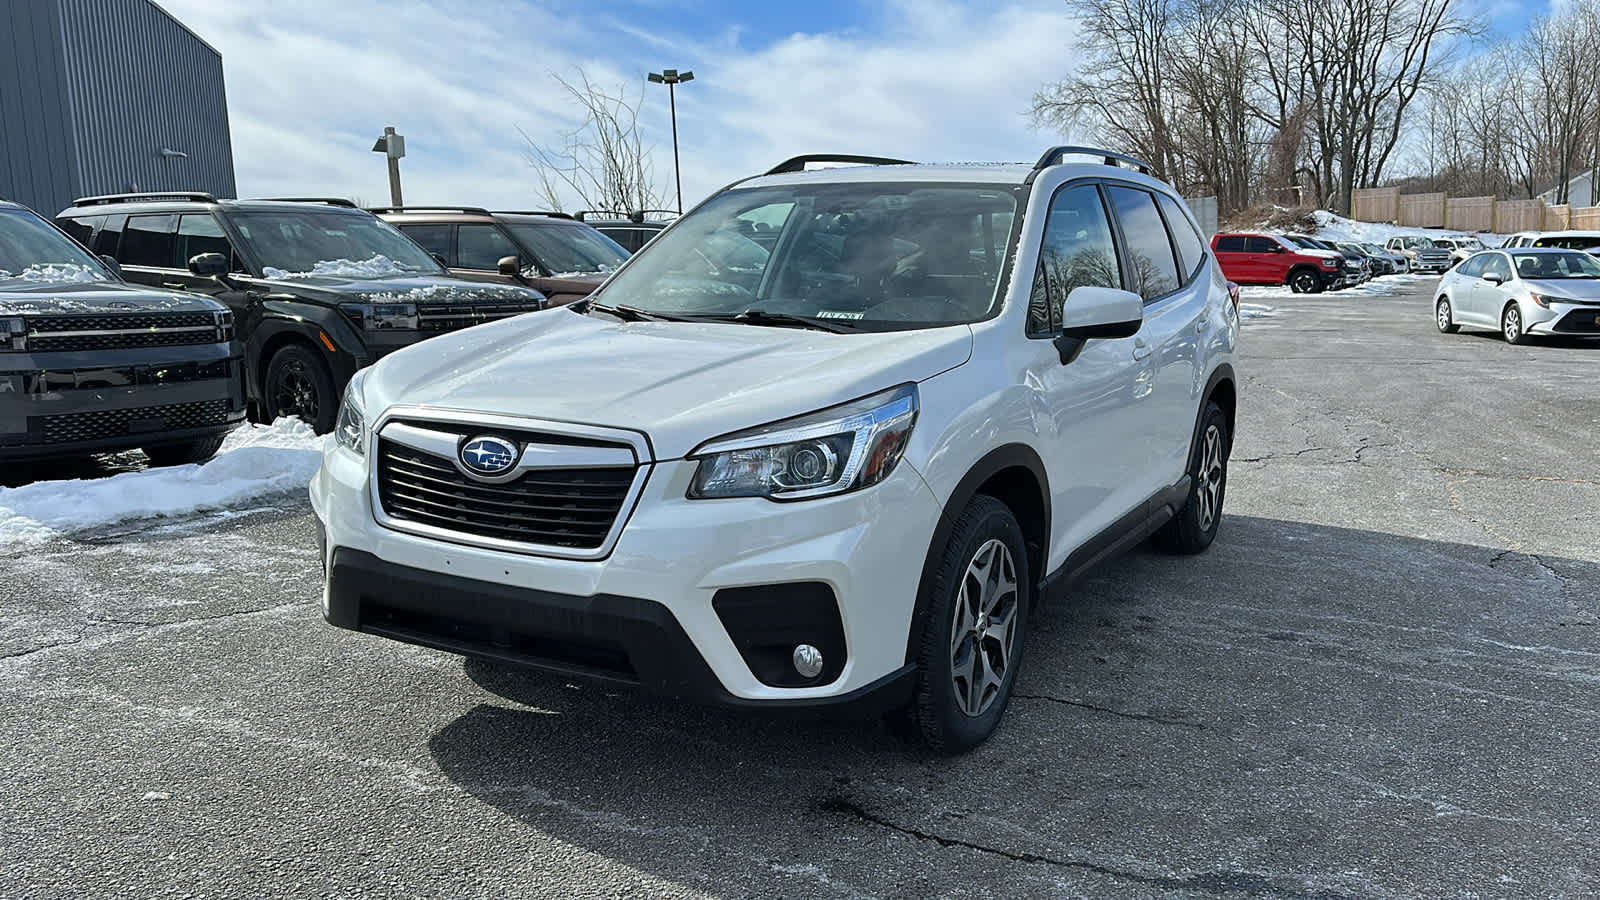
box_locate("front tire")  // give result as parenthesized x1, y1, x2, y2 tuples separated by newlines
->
(908, 495, 1032, 755)
(264, 344, 338, 433)
(1502, 303, 1528, 345)
(1436, 297, 1460, 334)
(1289, 269, 1323, 294)
(142, 435, 227, 467)
(1154, 402, 1230, 555)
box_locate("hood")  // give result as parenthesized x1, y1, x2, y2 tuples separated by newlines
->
(362, 308, 974, 459)
(248, 273, 545, 305)
(1301, 249, 1341, 261)
(0, 279, 221, 316)
(1523, 278, 1600, 303)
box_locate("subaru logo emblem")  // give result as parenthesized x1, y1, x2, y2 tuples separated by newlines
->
(459, 436, 518, 477)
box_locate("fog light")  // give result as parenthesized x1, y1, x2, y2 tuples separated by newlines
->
(792, 644, 824, 678)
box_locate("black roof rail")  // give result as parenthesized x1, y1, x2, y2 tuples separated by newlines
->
(489, 210, 574, 219)
(764, 154, 916, 176)
(254, 197, 359, 208)
(576, 209, 642, 223)
(1032, 146, 1152, 175)
(367, 205, 491, 215)
(72, 191, 217, 206)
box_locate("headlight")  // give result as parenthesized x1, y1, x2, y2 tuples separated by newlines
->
(1320, 258, 1337, 268)
(334, 372, 368, 455)
(0, 317, 24, 352)
(689, 384, 918, 501)
(339, 302, 419, 331)
(1530, 293, 1562, 309)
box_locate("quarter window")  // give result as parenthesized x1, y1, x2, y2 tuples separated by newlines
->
(1107, 186, 1180, 300)
(456, 224, 519, 270)
(1157, 194, 1206, 280)
(1027, 184, 1123, 336)
(91, 215, 125, 256)
(120, 215, 177, 268)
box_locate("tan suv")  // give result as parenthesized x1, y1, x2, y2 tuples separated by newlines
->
(372, 207, 628, 306)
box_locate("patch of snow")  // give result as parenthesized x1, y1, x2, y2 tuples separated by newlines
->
(262, 254, 417, 280)
(359, 284, 539, 304)
(1240, 272, 1438, 302)
(0, 263, 107, 285)
(1310, 210, 1508, 248)
(0, 419, 324, 547)
(1239, 302, 1276, 320)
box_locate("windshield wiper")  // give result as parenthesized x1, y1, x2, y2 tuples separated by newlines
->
(709, 309, 861, 333)
(585, 302, 700, 323)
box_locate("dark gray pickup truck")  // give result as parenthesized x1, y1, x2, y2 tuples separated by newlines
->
(0, 201, 244, 466)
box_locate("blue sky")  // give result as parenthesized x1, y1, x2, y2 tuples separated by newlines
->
(154, 0, 1549, 212)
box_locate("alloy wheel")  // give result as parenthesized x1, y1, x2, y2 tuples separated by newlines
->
(1437, 300, 1451, 332)
(949, 538, 1019, 718)
(1504, 306, 1522, 342)
(272, 360, 320, 422)
(1197, 423, 1225, 531)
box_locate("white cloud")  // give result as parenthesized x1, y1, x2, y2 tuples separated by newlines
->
(155, 0, 1081, 211)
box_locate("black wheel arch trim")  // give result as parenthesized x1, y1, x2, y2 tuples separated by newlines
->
(903, 443, 1050, 666)
(248, 301, 365, 407)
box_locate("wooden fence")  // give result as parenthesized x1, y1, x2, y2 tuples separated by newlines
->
(1349, 188, 1600, 234)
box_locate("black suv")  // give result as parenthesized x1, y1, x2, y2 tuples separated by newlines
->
(56, 194, 547, 433)
(1, 201, 243, 465)
(573, 210, 672, 254)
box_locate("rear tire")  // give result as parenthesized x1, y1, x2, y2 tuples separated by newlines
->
(1502, 303, 1528, 345)
(907, 495, 1032, 755)
(264, 344, 338, 433)
(142, 435, 227, 467)
(1436, 297, 1460, 334)
(1154, 402, 1230, 555)
(1289, 269, 1323, 294)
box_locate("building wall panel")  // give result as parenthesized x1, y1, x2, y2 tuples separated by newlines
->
(0, 0, 78, 215)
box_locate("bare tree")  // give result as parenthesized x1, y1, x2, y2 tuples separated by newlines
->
(523, 69, 665, 213)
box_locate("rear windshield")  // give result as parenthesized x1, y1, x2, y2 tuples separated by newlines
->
(591, 182, 1021, 330)
(0, 208, 110, 287)
(230, 210, 444, 277)
(505, 223, 628, 276)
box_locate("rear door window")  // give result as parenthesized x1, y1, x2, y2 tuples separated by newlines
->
(120, 215, 178, 268)
(1214, 235, 1246, 253)
(1107, 186, 1180, 300)
(1455, 254, 1486, 277)
(91, 215, 125, 256)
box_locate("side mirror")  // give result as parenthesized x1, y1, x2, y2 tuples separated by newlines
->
(1483, 272, 1504, 285)
(1053, 286, 1144, 365)
(496, 255, 522, 277)
(187, 252, 228, 277)
(98, 254, 123, 277)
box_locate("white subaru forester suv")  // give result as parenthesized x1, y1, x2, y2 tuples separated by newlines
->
(311, 147, 1240, 753)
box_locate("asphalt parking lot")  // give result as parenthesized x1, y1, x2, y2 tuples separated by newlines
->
(3, 278, 1598, 899)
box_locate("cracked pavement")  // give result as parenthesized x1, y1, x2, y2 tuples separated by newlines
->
(3, 279, 1599, 897)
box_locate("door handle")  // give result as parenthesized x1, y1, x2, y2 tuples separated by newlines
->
(1132, 339, 1153, 361)
(162, 282, 187, 290)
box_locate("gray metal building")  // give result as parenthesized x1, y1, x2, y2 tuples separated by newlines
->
(0, 0, 236, 217)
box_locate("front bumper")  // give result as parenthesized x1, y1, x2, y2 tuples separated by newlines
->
(1527, 303, 1600, 335)
(311, 441, 945, 706)
(1411, 257, 1453, 273)
(0, 342, 245, 459)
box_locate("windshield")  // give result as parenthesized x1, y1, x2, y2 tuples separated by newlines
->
(1509, 250, 1600, 279)
(1408, 237, 1437, 249)
(0, 208, 111, 287)
(230, 210, 444, 277)
(1533, 235, 1600, 251)
(505, 223, 628, 276)
(590, 182, 1020, 329)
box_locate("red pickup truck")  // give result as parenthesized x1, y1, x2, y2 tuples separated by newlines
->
(1211, 232, 1345, 293)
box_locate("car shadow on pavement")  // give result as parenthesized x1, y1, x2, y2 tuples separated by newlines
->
(425, 515, 1600, 896)
(1, 449, 147, 488)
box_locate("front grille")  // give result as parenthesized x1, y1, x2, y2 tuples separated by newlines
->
(25, 311, 225, 352)
(376, 438, 635, 549)
(416, 302, 543, 334)
(37, 398, 233, 444)
(1554, 309, 1600, 333)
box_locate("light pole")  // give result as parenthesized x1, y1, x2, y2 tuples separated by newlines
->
(647, 68, 693, 214)
(371, 126, 406, 207)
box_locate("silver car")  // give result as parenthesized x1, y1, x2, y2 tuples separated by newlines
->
(1435, 248, 1600, 344)
(1387, 235, 1454, 273)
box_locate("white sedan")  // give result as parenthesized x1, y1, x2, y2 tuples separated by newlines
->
(1435, 248, 1600, 344)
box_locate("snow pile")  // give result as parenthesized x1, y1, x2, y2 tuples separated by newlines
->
(262, 254, 417, 280)
(1310, 210, 1508, 248)
(0, 263, 107, 285)
(1240, 272, 1437, 302)
(359, 284, 539, 304)
(0, 419, 324, 546)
